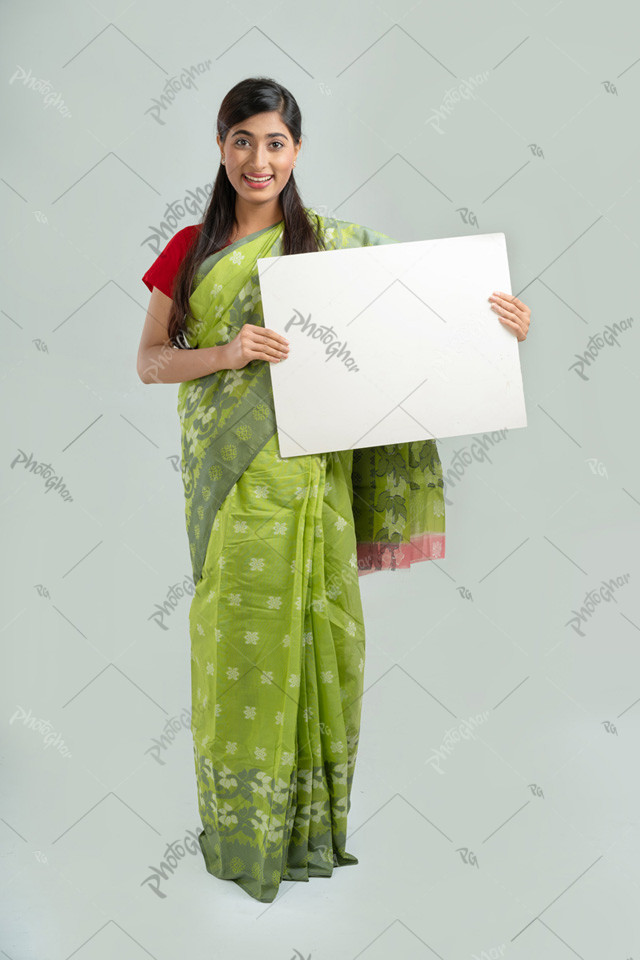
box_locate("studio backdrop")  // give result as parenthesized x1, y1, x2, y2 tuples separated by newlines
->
(2, 0, 639, 957)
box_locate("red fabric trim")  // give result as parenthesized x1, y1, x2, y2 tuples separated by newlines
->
(357, 533, 445, 577)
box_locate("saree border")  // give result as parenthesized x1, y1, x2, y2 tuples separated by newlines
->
(191, 218, 285, 294)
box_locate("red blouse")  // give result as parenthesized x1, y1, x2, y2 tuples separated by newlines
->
(141, 224, 233, 299)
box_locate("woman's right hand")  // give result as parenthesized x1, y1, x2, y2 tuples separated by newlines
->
(223, 323, 290, 370)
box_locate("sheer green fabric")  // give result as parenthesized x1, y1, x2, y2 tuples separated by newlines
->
(178, 209, 445, 902)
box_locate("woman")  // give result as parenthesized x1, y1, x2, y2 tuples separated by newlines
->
(138, 77, 532, 903)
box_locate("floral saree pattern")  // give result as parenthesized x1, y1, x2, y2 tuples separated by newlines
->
(178, 209, 445, 902)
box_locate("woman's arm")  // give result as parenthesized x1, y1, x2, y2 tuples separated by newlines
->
(137, 287, 229, 384)
(137, 287, 290, 384)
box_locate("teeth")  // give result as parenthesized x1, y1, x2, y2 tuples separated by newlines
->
(244, 174, 272, 182)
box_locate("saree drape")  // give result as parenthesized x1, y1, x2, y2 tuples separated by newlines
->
(179, 209, 445, 902)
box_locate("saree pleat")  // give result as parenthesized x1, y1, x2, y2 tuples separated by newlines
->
(188, 433, 362, 899)
(179, 209, 445, 902)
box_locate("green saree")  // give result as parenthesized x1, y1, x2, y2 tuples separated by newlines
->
(178, 208, 445, 902)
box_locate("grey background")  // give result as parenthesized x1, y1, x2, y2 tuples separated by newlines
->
(2, 0, 640, 957)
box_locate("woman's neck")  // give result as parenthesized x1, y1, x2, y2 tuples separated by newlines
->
(228, 200, 283, 243)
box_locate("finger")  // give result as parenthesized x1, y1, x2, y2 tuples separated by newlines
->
(490, 291, 519, 308)
(490, 302, 520, 321)
(251, 348, 285, 363)
(254, 334, 288, 356)
(498, 317, 522, 330)
(508, 295, 528, 312)
(250, 329, 289, 354)
(263, 327, 290, 347)
(247, 326, 286, 345)
(249, 338, 288, 360)
(491, 290, 515, 301)
(490, 291, 528, 316)
(497, 315, 524, 338)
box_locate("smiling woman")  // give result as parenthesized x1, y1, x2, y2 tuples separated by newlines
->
(138, 76, 446, 904)
(217, 110, 301, 237)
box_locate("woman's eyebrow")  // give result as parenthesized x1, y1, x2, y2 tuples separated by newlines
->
(231, 129, 289, 140)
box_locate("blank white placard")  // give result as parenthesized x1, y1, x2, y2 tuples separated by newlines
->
(256, 231, 527, 458)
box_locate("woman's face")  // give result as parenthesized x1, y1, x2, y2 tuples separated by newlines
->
(218, 110, 301, 202)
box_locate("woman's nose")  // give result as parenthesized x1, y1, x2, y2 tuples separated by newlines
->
(251, 147, 269, 167)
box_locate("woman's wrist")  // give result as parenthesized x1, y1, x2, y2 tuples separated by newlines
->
(210, 342, 230, 372)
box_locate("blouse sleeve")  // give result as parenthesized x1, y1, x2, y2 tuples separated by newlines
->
(141, 225, 200, 299)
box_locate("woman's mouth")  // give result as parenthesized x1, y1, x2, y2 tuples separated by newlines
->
(242, 173, 274, 189)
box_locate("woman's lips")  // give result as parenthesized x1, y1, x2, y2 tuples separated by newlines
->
(242, 174, 273, 189)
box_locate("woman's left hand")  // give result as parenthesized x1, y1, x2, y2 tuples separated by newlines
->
(488, 291, 531, 342)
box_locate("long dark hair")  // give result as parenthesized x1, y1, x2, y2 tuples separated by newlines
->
(167, 76, 325, 345)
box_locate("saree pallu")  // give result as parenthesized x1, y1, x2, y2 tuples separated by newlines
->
(179, 209, 445, 902)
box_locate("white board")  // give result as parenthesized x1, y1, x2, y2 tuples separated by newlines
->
(256, 232, 527, 457)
